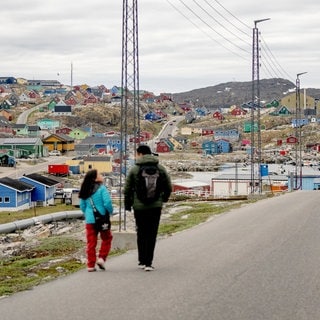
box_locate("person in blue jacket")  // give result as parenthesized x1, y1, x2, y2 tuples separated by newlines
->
(79, 169, 113, 272)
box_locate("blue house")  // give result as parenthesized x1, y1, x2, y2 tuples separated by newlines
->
(19, 173, 60, 206)
(292, 118, 309, 128)
(75, 136, 123, 156)
(202, 140, 219, 155)
(0, 177, 34, 211)
(195, 107, 208, 117)
(216, 139, 232, 153)
(145, 112, 161, 122)
(214, 129, 239, 141)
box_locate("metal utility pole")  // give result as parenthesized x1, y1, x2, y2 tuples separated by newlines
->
(294, 72, 307, 190)
(250, 18, 270, 194)
(119, 0, 140, 230)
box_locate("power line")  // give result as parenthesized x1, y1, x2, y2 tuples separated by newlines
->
(212, 0, 252, 30)
(192, 0, 251, 47)
(203, 0, 251, 38)
(176, 0, 250, 54)
(166, 0, 249, 60)
(260, 36, 295, 82)
(166, 0, 293, 83)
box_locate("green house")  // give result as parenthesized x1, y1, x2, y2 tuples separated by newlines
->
(37, 118, 60, 130)
(269, 105, 292, 116)
(0, 137, 44, 158)
(69, 128, 90, 140)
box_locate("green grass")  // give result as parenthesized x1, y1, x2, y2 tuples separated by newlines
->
(159, 201, 244, 235)
(0, 236, 85, 297)
(0, 204, 78, 224)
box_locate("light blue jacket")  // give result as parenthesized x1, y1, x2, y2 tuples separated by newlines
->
(80, 184, 114, 224)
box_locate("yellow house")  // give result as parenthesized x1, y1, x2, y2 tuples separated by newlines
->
(42, 133, 75, 153)
(82, 156, 113, 174)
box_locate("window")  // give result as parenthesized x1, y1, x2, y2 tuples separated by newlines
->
(4, 197, 9, 203)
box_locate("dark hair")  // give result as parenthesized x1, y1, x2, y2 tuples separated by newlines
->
(79, 169, 98, 199)
(136, 145, 152, 155)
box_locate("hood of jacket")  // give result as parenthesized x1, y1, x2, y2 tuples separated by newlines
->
(136, 154, 159, 166)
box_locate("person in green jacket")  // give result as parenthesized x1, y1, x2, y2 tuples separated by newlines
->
(124, 144, 172, 271)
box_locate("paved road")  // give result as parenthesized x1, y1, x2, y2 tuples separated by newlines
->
(1, 191, 320, 320)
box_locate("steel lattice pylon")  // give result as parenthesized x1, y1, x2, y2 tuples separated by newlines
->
(250, 19, 269, 194)
(119, 0, 140, 230)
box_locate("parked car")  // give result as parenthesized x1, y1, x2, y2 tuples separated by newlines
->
(48, 150, 61, 156)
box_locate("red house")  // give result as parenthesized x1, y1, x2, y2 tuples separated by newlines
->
(56, 127, 72, 135)
(155, 141, 171, 153)
(65, 96, 78, 105)
(84, 94, 98, 105)
(230, 106, 247, 116)
(201, 128, 214, 136)
(286, 136, 298, 144)
(213, 111, 224, 120)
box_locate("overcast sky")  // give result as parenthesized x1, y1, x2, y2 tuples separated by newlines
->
(2, 0, 319, 94)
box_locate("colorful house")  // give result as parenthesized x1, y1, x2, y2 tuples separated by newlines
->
(0, 100, 13, 110)
(202, 140, 219, 155)
(19, 173, 60, 206)
(155, 141, 171, 153)
(42, 133, 75, 153)
(201, 128, 214, 136)
(0, 116, 13, 134)
(69, 128, 90, 140)
(11, 124, 29, 136)
(0, 109, 13, 121)
(82, 156, 113, 174)
(56, 127, 72, 135)
(269, 105, 292, 116)
(37, 118, 60, 130)
(0, 137, 44, 158)
(0, 177, 34, 211)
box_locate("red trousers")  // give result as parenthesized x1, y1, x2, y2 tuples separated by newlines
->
(85, 224, 113, 268)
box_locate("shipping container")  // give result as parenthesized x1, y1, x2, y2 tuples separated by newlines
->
(48, 164, 69, 176)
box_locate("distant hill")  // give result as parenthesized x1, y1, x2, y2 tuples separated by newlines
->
(171, 78, 320, 108)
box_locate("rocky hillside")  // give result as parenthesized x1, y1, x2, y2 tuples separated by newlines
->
(171, 78, 320, 108)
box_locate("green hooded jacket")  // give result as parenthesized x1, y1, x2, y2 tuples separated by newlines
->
(124, 154, 172, 211)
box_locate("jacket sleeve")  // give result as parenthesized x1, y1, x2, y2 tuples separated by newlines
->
(79, 198, 86, 214)
(160, 165, 172, 202)
(124, 169, 135, 211)
(100, 186, 114, 215)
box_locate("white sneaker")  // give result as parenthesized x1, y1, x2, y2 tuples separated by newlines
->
(144, 266, 155, 272)
(97, 258, 106, 270)
(138, 263, 145, 269)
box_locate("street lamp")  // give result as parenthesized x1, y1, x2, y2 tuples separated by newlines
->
(295, 72, 307, 190)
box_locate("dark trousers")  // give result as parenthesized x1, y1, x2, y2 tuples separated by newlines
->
(134, 207, 161, 267)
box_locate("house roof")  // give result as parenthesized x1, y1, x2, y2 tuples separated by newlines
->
(44, 133, 74, 142)
(213, 173, 288, 182)
(11, 124, 27, 129)
(22, 173, 60, 186)
(0, 137, 43, 145)
(0, 177, 34, 191)
(172, 180, 210, 188)
(85, 156, 112, 162)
